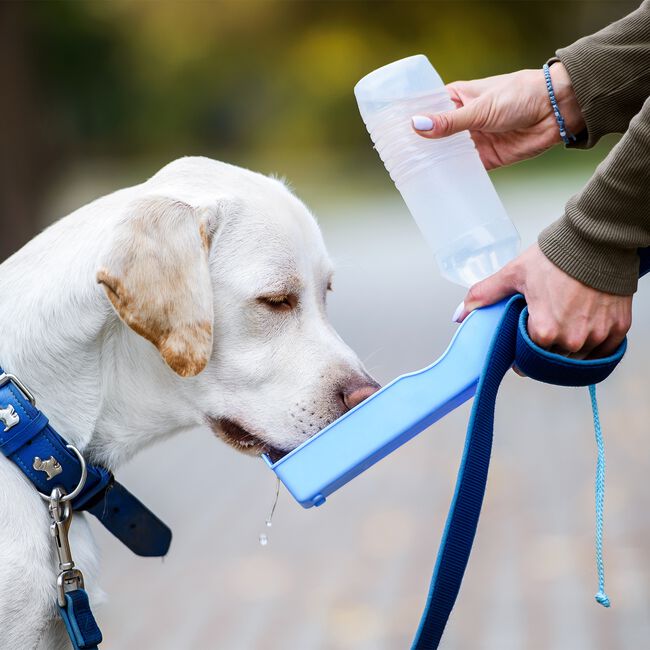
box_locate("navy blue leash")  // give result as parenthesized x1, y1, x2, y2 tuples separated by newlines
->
(411, 294, 627, 649)
(412, 247, 650, 647)
(58, 589, 104, 650)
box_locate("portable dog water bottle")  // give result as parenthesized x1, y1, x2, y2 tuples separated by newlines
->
(354, 54, 520, 286)
(264, 56, 520, 506)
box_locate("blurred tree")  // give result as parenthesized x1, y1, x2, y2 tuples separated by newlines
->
(0, 2, 56, 261)
(0, 0, 640, 261)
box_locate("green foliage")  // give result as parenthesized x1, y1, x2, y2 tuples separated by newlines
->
(23, 1, 638, 169)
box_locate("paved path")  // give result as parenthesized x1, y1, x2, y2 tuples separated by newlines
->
(95, 175, 650, 649)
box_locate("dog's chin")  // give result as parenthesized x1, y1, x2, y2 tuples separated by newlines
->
(208, 417, 287, 462)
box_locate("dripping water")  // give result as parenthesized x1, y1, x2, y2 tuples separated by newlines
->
(259, 476, 280, 546)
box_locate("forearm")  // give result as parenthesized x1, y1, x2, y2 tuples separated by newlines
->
(553, 0, 650, 148)
(539, 95, 650, 295)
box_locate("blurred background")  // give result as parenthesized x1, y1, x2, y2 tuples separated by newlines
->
(3, 1, 649, 649)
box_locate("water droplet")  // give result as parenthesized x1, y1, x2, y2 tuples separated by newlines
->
(257, 477, 280, 546)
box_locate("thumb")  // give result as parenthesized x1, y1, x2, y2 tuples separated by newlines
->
(412, 104, 479, 138)
(454, 263, 521, 322)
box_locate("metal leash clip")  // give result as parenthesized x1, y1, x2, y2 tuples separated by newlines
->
(49, 486, 86, 607)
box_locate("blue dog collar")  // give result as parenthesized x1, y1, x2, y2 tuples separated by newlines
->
(0, 368, 172, 557)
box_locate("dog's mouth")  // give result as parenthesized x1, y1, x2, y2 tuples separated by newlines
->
(208, 417, 287, 463)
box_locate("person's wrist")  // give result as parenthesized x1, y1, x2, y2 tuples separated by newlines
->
(548, 61, 585, 136)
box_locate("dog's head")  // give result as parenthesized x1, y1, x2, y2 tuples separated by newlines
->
(97, 158, 378, 459)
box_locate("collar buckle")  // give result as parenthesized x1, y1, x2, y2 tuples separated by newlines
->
(0, 372, 36, 405)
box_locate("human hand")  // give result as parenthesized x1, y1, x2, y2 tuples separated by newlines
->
(454, 244, 632, 359)
(411, 64, 585, 169)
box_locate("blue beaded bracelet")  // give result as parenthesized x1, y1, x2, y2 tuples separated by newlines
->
(543, 63, 576, 145)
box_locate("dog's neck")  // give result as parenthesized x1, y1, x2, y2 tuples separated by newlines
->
(0, 203, 203, 470)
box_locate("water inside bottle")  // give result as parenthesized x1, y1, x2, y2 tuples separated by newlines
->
(437, 235, 520, 286)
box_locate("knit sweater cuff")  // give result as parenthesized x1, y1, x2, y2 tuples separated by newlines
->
(539, 217, 639, 295)
(555, 41, 613, 149)
(554, 0, 650, 149)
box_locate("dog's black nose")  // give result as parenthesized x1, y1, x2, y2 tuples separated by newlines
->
(340, 377, 381, 411)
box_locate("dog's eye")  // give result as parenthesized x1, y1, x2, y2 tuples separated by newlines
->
(327, 281, 333, 292)
(257, 294, 295, 311)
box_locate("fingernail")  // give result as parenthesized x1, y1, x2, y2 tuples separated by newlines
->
(412, 115, 434, 131)
(452, 301, 464, 323)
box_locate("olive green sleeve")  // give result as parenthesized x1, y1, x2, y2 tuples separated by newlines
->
(538, 95, 650, 295)
(555, 0, 650, 149)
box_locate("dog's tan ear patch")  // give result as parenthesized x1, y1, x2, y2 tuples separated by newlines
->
(97, 196, 217, 377)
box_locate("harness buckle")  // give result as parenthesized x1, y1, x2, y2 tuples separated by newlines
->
(0, 372, 36, 405)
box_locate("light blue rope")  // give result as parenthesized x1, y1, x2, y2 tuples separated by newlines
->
(588, 384, 611, 608)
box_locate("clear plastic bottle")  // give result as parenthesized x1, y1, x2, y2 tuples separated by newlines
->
(354, 54, 520, 286)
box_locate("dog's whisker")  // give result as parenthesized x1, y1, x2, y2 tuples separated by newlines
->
(363, 346, 386, 366)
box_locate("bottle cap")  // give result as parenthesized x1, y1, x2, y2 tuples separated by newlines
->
(354, 54, 445, 122)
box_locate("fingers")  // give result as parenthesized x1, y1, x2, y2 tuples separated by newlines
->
(589, 336, 625, 359)
(585, 314, 631, 358)
(514, 312, 626, 375)
(573, 326, 615, 359)
(532, 326, 623, 360)
(412, 104, 478, 138)
(527, 305, 632, 359)
(450, 243, 633, 369)
(454, 262, 521, 322)
(529, 312, 584, 353)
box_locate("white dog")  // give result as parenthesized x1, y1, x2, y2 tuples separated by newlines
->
(0, 156, 378, 649)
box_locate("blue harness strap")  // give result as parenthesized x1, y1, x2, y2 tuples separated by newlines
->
(411, 295, 627, 649)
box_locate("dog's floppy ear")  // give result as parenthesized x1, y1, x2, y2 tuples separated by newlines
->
(97, 196, 219, 377)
